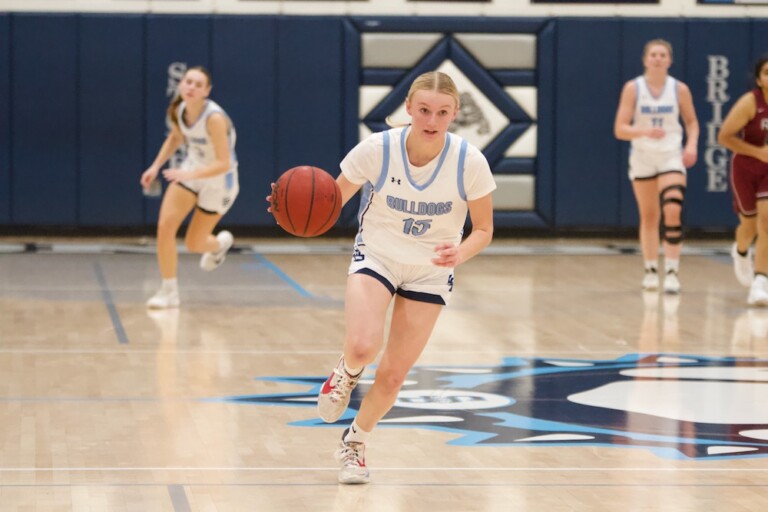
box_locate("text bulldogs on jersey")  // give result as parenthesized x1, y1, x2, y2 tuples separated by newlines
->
(386, 196, 453, 216)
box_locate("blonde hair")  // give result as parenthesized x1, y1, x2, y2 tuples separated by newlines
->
(642, 39, 673, 62)
(386, 71, 460, 127)
(166, 65, 212, 128)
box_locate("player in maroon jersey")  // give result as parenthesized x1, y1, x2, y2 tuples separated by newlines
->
(719, 56, 768, 306)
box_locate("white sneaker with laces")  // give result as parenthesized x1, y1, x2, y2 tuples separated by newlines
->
(146, 288, 180, 309)
(318, 356, 363, 423)
(200, 231, 234, 272)
(731, 243, 754, 288)
(663, 270, 680, 294)
(748, 275, 768, 307)
(335, 440, 370, 484)
(642, 268, 659, 291)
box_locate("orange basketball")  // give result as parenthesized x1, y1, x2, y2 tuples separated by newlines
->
(270, 166, 342, 237)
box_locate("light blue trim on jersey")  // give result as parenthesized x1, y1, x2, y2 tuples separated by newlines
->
(400, 127, 451, 191)
(633, 78, 641, 112)
(179, 99, 210, 130)
(457, 139, 468, 201)
(225, 171, 234, 190)
(373, 131, 390, 193)
(672, 77, 678, 103)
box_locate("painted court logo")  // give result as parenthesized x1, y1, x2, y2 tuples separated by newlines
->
(224, 354, 768, 460)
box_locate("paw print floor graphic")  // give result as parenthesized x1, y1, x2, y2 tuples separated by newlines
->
(222, 354, 768, 460)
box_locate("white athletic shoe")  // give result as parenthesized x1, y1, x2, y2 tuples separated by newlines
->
(731, 243, 754, 288)
(146, 288, 180, 309)
(748, 275, 768, 307)
(663, 270, 680, 295)
(200, 231, 234, 272)
(642, 268, 659, 291)
(318, 356, 363, 423)
(335, 440, 370, 484)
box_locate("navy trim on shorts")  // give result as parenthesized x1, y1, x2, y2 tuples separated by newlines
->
(196, 205, 219, 215)
(396, 289, 446, 306)
(354, 268, 396, 295)
(177, 182, 198, 195)
(632, 169, 685, 182)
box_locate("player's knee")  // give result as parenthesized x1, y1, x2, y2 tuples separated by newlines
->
(373, 366, 408, 395)
(345, 335, 380, 364)
(156, 217, 179, 239)
(660, 184, 685, 244)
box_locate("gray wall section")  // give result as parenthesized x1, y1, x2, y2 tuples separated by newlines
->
(1, 14, 759, 232)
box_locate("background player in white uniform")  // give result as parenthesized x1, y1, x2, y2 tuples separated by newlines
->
(140, 66, 239, 309)
(309, 71, 496, 484)
(614, 39, 699, 294)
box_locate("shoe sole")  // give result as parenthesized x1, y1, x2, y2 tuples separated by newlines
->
(146, 303, 180, 309)
(338, 474, 370, 484)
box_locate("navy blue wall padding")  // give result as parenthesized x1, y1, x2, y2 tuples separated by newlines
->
(351, 16, 547, 34)
(79, 15, 145, 226)
(491, 71, 536, 87)
(536, 20, 556, 223)
(12, 15, 79, 225)
(341, 19, 363, 226)
(362, 69, 408, 85)
(495, 158, 535, 175)
(144, 15, 212, 224)
(211, 16, 278, 227)
(751, 21, 768, 68)
(482, 123, 531, 166)
(685, 20, 750, 230)
(275, 17, 345, 186)
(494, 211, 549, 229)
(0, 15, 9, 223)
(3, 14, 767, 233)
(554, 19, 622, 226)
(617, 20, 687, 228)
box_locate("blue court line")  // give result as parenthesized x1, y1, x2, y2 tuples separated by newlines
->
(92, 262, 129, 344)
(251, 253, 313, 298)
(168, 484, 192, 512)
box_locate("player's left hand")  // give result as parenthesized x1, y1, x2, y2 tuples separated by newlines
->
(162, 168, 186, 183)
(432, 243, 460, 267)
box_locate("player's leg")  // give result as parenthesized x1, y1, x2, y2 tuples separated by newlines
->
(750, 199, 768, 306)
(335, 294, 443, 484)
(658, 171, 686, 293)
(632, 177, 661, 290)
(733, 213, 756, 287)
(318, 271, 393, 424)
(190, 186, 237, 271)
(147, 183, 197, 309)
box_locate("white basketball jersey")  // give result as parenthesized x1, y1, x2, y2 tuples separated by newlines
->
(342, 126, 496, 266)
(177, 100, 238, 188)
(632, 76, 683, 153)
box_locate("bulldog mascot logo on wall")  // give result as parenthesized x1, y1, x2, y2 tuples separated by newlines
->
(223, 354, 768, 460)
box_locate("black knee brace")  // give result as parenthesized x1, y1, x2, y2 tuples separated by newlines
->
(660, 184, 686, 244)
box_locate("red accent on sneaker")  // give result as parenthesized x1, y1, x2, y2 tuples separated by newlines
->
(321, 374, 335, 395)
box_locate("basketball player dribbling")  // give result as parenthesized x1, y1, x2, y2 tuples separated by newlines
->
(718, 57, 768, 306)
(613, 39, 699, 295)
(140, 66, 238, 309)
(285, 71, 497, 484)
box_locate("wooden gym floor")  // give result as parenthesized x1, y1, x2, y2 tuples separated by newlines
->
(0, 237, 766, 511)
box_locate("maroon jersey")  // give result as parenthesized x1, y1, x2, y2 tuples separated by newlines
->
(731, 89, 768, 215)
(741, 89, 768, 147)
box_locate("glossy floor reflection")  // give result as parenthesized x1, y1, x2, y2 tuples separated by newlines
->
(0, 239, 766, 511)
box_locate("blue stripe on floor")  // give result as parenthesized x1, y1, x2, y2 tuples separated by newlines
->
(168, 484, 192, 512)
(251, 254, 313, 298)
(92, 262, 129, 344)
